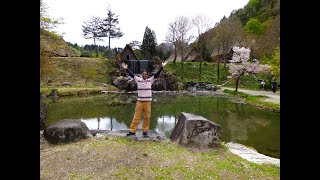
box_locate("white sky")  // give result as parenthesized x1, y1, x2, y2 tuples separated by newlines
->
(43, 0, 249, 48)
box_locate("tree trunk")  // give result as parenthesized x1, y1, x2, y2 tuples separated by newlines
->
(235, 73, 244, 91)
(108, 36, 111, 51)
(199, 61, 202, 81)
(181, 60, 184, 80)
(173, 46, 177, 63)
(223, 53, 227, 69)
(110, 117, 113, 131)
(235, 76, 240, 91)
(94, 38, 98, 58)
(217, 59, 220, 84)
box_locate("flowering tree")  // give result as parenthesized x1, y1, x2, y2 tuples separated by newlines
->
(228, 46, 270, 91)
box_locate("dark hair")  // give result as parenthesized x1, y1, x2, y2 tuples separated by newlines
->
(142, 69, 148, 74)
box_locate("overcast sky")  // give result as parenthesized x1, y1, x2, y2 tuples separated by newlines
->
(43, 0, 249, 48)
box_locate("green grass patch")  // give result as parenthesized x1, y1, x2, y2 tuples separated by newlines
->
(245, 96, 280, 112)
(40, 85, 119, 97)
(223, 89, 280, 112)
(166, 61, 229, 84)
(40, 57, 109, 86)
(41, 137, 280, 179)
(223, 89, 249, 98)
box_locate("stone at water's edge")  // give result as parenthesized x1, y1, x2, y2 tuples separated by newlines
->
(93, 129, 169, 142)
(40, 100, 47, 130)
(170, 112, 222, 147)
(226, 142, 280, 167)
(44, 119, 93, 144)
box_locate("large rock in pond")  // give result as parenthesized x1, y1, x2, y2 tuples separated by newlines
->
(170, 112, 222, 147)
(40, 100, 48, 130)
(44, 119, 93, 144)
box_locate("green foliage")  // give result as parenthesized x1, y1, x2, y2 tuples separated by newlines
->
(133, 49, 143, 60)
(80, 50, 93, 57)
(152, 56, 162, 65)
(141, 26, 158, 59)
(100, 8, 124, 49)
(269, 45, 280, 79)
(177, 82, 184, 91)
(234, 0, 279, 25)
(70, 47, 81, 57)
(244, 18, 264, 36)
(248, 0, 258, 8)
(109, 98, 127, 106)
(82, 16, 104, 45)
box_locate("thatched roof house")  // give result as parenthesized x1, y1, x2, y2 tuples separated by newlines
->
(117, 44, 139, 62)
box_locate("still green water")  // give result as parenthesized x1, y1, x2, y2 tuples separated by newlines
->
(45, 93, 280, 158)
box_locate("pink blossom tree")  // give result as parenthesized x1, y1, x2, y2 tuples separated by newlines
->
(228, 46, 270, 91)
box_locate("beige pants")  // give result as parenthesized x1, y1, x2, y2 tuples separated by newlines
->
(129, 101, 151, 133)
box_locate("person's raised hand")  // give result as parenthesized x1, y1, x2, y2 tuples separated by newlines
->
(121, 63, 128, 69)
(161, 61, 168, 67)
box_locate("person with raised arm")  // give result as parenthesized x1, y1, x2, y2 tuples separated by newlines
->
(121, 61, 168, 137)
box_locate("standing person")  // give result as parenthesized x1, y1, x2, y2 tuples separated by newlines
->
(271, 81, 278, 94)
(261, 80, 265, 91)
(121, 61, 168, 137)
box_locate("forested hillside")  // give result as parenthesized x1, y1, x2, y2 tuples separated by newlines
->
(201, 0, 280, 83)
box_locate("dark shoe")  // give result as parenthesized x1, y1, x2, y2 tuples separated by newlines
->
(142, 131, 149, 138)
(127, 131, 135, 136)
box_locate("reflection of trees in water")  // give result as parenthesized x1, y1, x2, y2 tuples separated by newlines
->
(225, 106, 271, 142)
(46, 94, 279, 157)
(98, 117, 100, 129)
(156, 115, 177, 137)
(110, 117, 113, 131)
(47, 94, 271, 138)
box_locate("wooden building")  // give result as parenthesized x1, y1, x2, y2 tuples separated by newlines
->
(117, 44, 139, 62)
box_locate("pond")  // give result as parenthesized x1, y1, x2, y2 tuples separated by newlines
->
(44, 93, 280, 159)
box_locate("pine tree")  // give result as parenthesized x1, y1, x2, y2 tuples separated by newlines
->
(82, 16, 104, 57)
(141, 26, 157, 60)
(100, 7, 124, 52)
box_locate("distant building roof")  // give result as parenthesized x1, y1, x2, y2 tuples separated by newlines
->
(119, 44, 139, 60)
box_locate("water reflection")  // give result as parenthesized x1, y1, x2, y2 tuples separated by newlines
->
(155, 115, 177, 137)
(44, 94, 280, 158)
(80, 115, 177, 137)
(80, 117, 128, 131)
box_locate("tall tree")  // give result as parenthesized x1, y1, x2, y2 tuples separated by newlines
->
(82, 16, 104, 57)
(40, 0, 60, 31)
(254, 15, 280, 58)
(210, 17, 244, 83)
(40, 0, 64, 83)
(129, 40, 141, 50)
(269, 44, 280, 81)
(157, 43, 173, 61)
(165, 21, 178, 63)
(100, 7, 124, 52)
(228, 46, 269, 91)
(175, 16, 194, 80)
(141, 26, 158, 60)
(244, 18, 264, 36)
(192, 15, 211, 80)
